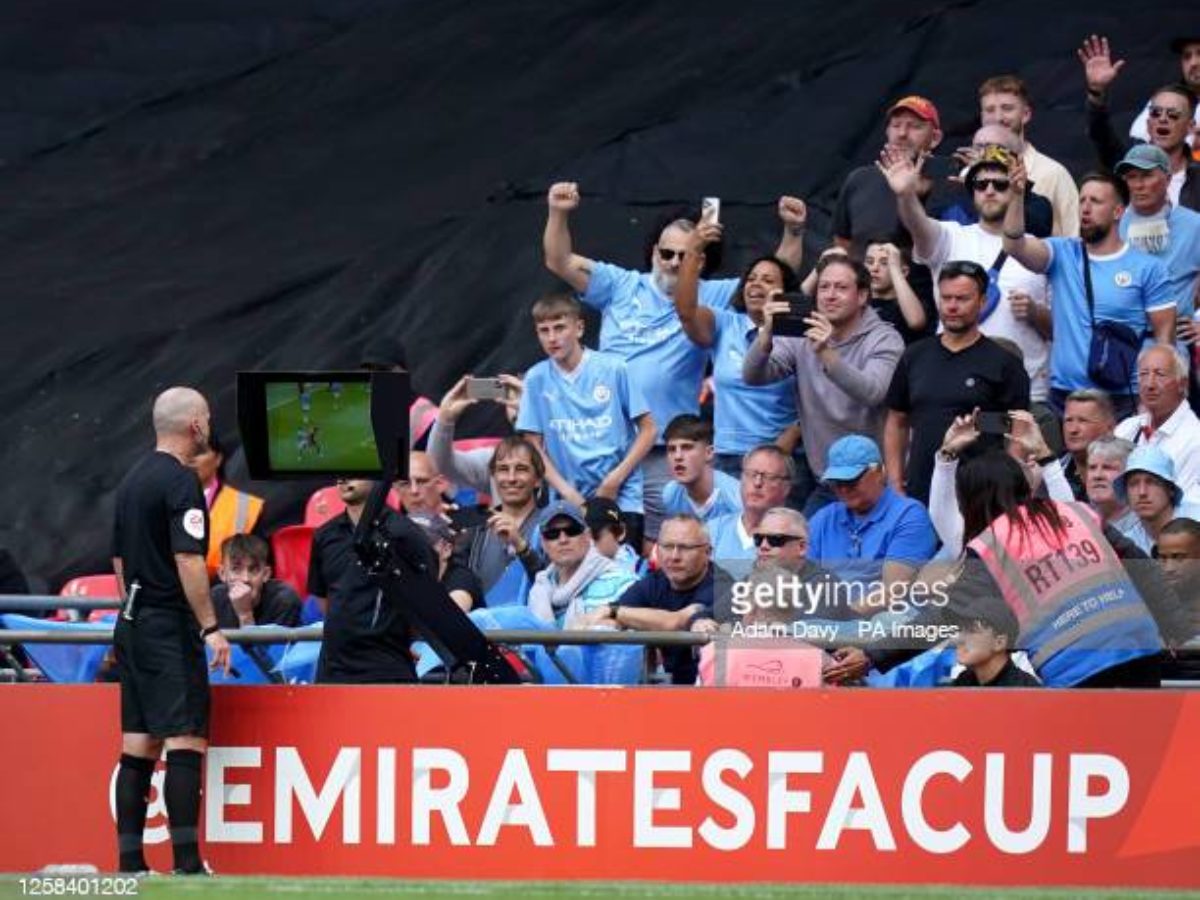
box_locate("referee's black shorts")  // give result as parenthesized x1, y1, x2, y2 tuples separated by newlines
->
(114, 606, 210, 738)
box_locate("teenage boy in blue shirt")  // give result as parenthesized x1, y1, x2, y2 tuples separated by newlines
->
(516, 293, 656, 535)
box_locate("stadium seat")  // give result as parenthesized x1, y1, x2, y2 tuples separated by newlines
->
(57, 573, 121, 622)
(270, 524, 314, 598)
(304, 485, 402, 527)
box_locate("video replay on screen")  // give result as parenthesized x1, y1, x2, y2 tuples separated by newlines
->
(237, 370, 409, 480)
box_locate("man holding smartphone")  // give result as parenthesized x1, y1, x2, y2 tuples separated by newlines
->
(743, 254, 904, 516)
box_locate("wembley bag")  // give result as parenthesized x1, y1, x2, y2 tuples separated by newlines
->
(1082, 244, 1140, 394)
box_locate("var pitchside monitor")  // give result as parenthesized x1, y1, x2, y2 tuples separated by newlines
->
(237, 370, 409, 480)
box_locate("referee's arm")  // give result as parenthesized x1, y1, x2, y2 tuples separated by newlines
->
(176, 553, 231, 674)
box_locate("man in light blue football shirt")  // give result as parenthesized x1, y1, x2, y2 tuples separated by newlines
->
(543, 181, 806, 543)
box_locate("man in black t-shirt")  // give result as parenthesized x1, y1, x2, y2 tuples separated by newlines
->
(307, 478, 437, 683)
(111, 386, 230, 876)
(211, 534, 301, 629)
(884, 261, 1031, 504)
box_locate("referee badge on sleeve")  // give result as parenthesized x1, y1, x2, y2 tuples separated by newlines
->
(183, 508, 206, 540)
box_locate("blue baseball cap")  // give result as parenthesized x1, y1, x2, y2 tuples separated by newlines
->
(1114, 446, 1183, 507)
(822, 435, 882, 483)
(540, 500, 587, 531)
(1115, 144, 1171, 176)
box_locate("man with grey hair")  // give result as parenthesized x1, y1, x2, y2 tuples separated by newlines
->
(1115, 346, 1200, 502)
(706, 445, 796, 568)
(1085, 435, 1139, 534)
(543, 181, 807, 544)
(111, 386, 229, 875)
(1059, 388, 1117, 500)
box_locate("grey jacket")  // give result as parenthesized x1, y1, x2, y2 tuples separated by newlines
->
(743, 308, 904, 477)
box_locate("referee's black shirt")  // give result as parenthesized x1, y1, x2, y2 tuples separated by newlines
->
(111, 451, 208, 610)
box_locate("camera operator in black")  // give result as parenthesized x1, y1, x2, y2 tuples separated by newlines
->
(111, 387, 231, 875)
(308, 478, 437, 683)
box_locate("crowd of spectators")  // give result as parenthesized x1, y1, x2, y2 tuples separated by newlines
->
(6, 33, 1200, 690)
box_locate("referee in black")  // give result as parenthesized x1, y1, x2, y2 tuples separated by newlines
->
(111, 386, 230, 875)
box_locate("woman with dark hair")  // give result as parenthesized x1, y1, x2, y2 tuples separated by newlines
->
(947, 451, 1173, 687)
(672, 221, 804, 483)
(829, 448, 1191, 686)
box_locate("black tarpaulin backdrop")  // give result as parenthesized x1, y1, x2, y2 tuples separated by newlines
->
(1, 0, 1194, 587)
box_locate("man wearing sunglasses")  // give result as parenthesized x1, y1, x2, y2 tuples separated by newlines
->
(527, 501, 637, 629)
(543, 182, 806, 546)
(1079, 35, 1200, 212)
(882, 142, 1052, 424)
(1128, 37, 1200, 159)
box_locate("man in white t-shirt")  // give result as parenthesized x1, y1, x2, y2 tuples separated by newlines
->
(883, 144, 1053, 411)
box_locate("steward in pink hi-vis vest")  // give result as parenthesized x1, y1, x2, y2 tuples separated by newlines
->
(967, 500, 1161, 686)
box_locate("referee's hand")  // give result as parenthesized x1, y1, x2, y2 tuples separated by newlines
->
(205, 630, 232, 675)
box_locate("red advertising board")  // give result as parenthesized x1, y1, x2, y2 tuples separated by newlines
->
(2, 685, 1198, 887)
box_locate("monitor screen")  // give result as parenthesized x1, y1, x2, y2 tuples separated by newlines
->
(237, 370, 409, 480)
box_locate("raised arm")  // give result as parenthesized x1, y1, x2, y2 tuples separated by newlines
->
(773, 196, 807, 273)
(885, 244, 928, 331)
(877, 147, 941, 260)
(428, 376, 491, 494)
(1078, 34, 1129, 170)
(672, 223, 721, 347)
(1000, 158, 1051, 273)
(543, 181, 596, 293)
(742, 297, 799, 385)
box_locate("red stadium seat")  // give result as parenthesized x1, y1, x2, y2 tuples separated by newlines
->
(57, 574, 121, 622)
(270, 525, 315, 598)
(60, 574, 119, 597)
(304, 485, 402, 527)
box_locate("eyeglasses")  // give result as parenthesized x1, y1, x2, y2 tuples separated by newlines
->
(656, 247, 688, 263)
(744, 469, 791, 485)
(752, 532, 806, 548)
(541, 522, 586, 541)
(1148, 106, 1185, 122)
(659, 541, 709, 554)
(971, 177, 1011, 193)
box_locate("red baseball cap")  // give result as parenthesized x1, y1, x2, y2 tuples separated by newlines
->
(886, 95, 941, 130)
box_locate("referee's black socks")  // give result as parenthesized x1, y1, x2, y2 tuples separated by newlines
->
(115, 754, 156, 872)
(165, 749, 204, 873)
